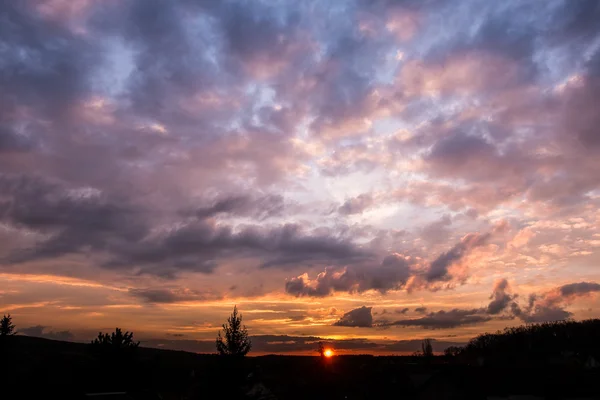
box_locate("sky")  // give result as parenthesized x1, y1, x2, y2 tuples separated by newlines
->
(1, 0, 600, 355)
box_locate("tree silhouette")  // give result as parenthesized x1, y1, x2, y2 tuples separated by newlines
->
(91, 327, 139, 350)
(444, 345, 463, 357)
(317, 341, 326, 357)
(0, 314, 16, 336)
(216, 306, 251, 357)
(421, 338, 433, 357)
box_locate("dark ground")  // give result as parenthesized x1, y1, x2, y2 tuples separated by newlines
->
(2, 335, 599, 399)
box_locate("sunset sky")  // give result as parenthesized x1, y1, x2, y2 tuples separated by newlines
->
(1, 0, 600, 354)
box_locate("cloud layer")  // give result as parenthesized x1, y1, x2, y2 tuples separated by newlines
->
(335, 279, 600, 330)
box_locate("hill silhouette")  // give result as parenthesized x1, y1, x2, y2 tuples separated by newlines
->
(2, 320, 600, 399)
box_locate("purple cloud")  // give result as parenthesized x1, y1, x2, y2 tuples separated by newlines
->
(333, 306, 374, 328)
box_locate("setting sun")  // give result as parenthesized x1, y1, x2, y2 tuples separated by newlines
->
(324, 349, 334, 358)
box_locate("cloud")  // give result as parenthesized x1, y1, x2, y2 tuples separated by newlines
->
(286, 225, 506, 296)
(425, 231, 493, 282)
(128, 288, 220, 304)
(113, 221, 367, 277)
(111, 222, 369, 277)
(509, 227, 536, 249)
(510, 281, 600, 323)
(0, 1, 100, 119)
(0, 175, 132, 232)
(395, 308, 409, 314)
(0, 174, 148, 263)
(338, 194, 374, 215)
(191, 194, 285, 220)
(0, 174, 368, 277)
(400, 52, 530, 99)
(382, 308, 491, 329)
(285, 253, 410, 297)
(519, 306, 572, 324)
(0, 127, 36, 153)
(333, 306, 373, 328)
(20, 325, 75, 341)
(420, 214, 452, 244)
(424, 133, 500, 181)
(558, 282, 600, 298)
(375, 279, 528, 330)
(486, 279, 518, 315)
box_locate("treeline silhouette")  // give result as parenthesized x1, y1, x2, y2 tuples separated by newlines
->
(3, 309, 600, 398)
(447, 319, 600, 366)
(1, 307, 256, 398)
(81, 307, 254, 398)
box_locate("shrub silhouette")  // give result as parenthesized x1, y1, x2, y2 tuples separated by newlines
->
(91, 327, 139, 353)
(216, 306, 251, 357)
(88, 328, 141, 390)
(0, 314, 16, 336)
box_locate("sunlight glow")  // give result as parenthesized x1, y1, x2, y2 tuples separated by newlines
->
(324, 349, 334, 358)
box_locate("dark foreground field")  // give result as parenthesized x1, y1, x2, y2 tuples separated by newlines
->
(2, 335, 600, 399)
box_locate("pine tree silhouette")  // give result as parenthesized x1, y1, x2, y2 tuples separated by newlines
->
(0, 314, 16, 336)
(216, 306, 252, 357)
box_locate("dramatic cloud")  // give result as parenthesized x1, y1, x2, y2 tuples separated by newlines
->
(286, 253, 411, 297)
(487, 279, 518, 315)
(333, 306, 373, 328)
(371, 279, 592, 330)
(425, 231, 493, 283)
(109, 221, 370, 277)
(286, 226, 503, 296)
(0, 174, 147, 262)
(510, 281, 600, 323)
(0, 173, 368, 277)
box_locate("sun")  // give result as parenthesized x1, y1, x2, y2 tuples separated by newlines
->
(324, 348, 334, 358)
